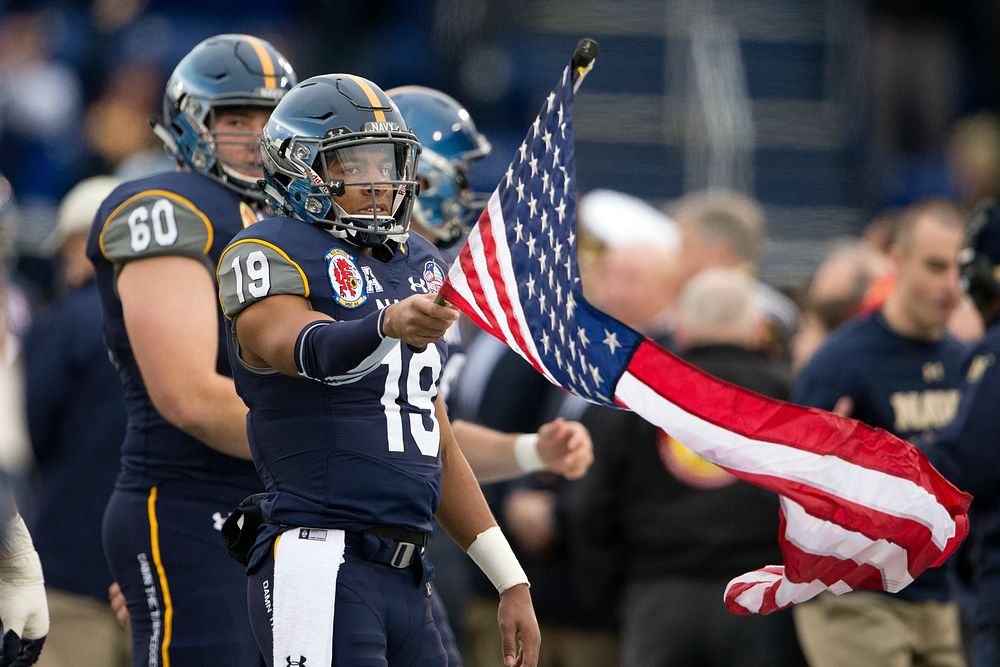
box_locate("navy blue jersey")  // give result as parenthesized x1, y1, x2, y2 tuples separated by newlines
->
(217, 218, 450, 541)
(929, 324, 1000, 627)
(86, 170, 261, 495)
(794, 312, 966, 445)
(794, 310, 966, 601)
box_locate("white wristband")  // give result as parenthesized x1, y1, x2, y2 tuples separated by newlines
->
(513, 433, 545, 473)
(466, 526, 529, 594)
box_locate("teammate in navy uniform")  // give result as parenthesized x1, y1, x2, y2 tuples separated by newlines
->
(792, 199, 968, 667)
(86, 35, 296, 666)
(390, 84, 592, 483)
(390, 85, 593, 666)
(929, 204, 1000, 667)
(217, 74, 539, 667)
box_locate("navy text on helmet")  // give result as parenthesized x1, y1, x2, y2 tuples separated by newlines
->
(261, 74, 421, 248)
(155, 34, 297, 201)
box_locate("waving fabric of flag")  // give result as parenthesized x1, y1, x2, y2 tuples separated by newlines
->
(438, 56, 971, 615)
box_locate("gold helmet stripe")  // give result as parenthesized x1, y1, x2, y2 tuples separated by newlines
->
(243, 35, 277, 89)
(345, 75, 387, 122)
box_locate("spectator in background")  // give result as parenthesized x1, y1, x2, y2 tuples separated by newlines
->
(674, 268, 791, 398)
(792, 240, 891, 373)
(578, 189, 680, 343)
(667, 188, 799, 361)
(570, 267, 805, 667)
(928, 203, 1000, 667)
(23, 176, 129, 667)
(0, 173, 36, 344)
(859, 206, 984, 345)
(946, 113, 1000, 213)
(792, 199, 968, 667)
(0, 10, 84, 203)
(84, 63, 173, 180)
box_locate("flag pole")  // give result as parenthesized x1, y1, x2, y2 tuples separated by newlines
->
(571, 37, 600, 91)
(432, 37, 600, 315)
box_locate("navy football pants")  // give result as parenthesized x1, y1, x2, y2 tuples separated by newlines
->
(102, 486, 264, 666)
(248, 527, 446, 666)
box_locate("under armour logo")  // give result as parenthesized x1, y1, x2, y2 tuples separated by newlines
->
(212, 512, 228, 531)
(286, 657, 307, 667)
(408, 276, 429, 293)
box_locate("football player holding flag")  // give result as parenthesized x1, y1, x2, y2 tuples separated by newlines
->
(217, 74, 539, 667)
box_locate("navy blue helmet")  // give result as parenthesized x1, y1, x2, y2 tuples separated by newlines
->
(261, 74, 421, 248)
(961, 201, 1000, 321)
(387, 86, 491, 243)
(154, 34, 297, 200)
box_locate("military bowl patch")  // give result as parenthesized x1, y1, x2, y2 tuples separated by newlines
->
(423, 260, 445, 294)
(326, 248, 367, 308)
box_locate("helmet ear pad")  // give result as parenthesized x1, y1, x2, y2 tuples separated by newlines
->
(169, 109, 214, 171)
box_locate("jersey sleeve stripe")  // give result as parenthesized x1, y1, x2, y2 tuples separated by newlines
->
(98, 189, 215, 259)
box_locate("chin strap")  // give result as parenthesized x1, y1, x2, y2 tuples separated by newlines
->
(150, 119, 180, 160)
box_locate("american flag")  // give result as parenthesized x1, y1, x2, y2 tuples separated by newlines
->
(439, 59, 971, 615)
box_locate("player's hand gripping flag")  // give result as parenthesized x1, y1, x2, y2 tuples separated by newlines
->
(438, 42, 972, 615)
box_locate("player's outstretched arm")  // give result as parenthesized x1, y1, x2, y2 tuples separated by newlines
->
(433, 397, 540, 667)
(234, 292, 456, 382)
(452, 417, 594, 483)
(234, 294, 333, 376)
(119, 256, 251, 459)
(0, 513, 47, 667)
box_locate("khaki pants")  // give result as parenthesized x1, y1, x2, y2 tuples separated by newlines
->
(36, 587, 130, 667)
(463, 596, 619, 667)
(793, 591, 965, 667)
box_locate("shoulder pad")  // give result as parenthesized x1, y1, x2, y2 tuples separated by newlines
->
(99, 189, 213, 263)
(217, 238, 310, 320)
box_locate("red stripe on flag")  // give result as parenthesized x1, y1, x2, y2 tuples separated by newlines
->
(454, 229, 501, 335)
(724, 569, 785, 616)
(625, 340, 972, 511)
(475, 208, 547, 376)
(438, 283, 502, 342)
(778, 539, 894, 591)
(732, 471, 948, 570)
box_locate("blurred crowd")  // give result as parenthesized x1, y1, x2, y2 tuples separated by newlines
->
(1, 2, 1000, 667)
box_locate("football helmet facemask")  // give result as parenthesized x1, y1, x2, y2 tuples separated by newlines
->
(261, 74, 421, 248)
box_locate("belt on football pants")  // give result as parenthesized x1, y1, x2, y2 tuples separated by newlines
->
(353, 526, 429, 569)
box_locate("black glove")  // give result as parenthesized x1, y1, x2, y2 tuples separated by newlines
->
(0, 624, 44, 666)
